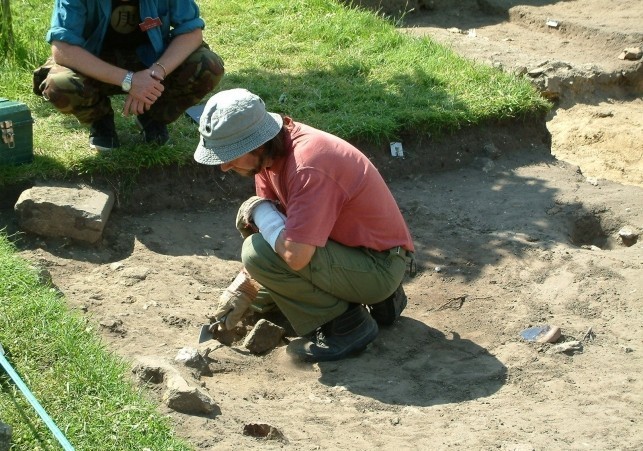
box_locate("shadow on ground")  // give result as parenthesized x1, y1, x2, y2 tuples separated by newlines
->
(316, 318, 507, 407)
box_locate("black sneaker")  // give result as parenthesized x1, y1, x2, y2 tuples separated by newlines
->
(89, 114, 120, 151)
(368, 285, 407, 326)
(136, 113, 169, 145)
(286, 304, 379, 363)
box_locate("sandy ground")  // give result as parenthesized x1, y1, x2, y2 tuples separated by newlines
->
(3, 1, 643, 450)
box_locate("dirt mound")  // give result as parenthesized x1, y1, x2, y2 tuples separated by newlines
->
(395, 0, 643, 187)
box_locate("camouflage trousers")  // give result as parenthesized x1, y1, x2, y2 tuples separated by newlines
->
(38, 43, 224, 125)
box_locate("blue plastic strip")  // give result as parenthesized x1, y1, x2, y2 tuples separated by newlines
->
(0, 347, 75, 450)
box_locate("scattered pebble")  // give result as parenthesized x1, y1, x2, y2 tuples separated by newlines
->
(547, 340, 583, 355)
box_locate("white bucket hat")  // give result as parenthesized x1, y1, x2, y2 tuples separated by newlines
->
(194, 88, 283, 165)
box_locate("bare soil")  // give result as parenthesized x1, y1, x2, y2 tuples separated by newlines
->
(3, 1, 643, 449)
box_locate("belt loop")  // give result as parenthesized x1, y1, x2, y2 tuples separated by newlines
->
(408, 254, 417, 277)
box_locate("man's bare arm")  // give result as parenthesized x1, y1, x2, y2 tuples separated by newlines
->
(152, 28, 203, 76)
(51, 41, 129, 86)
(275, 235, 316, 271)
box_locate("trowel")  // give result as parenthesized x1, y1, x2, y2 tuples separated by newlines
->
(198, 316, 226, 344)
(197, 299, 277, 343)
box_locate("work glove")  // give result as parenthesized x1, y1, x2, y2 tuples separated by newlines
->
(212, 270, 260, 330)
(235, 196, 270, 238)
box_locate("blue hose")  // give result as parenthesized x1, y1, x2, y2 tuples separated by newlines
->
(0, 344, 74, 451)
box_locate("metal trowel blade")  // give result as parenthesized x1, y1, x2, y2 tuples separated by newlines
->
(198, 315, 227, 344)
(198, 324, 212, 344)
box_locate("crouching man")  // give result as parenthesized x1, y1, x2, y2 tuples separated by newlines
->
(194, 89, 415, 362)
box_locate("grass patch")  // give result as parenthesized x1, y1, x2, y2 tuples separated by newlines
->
(0, 233, 192, 450)
(0, 0, 550, 187)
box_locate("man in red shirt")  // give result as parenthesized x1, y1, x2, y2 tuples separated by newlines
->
(195, 88, 414, 362)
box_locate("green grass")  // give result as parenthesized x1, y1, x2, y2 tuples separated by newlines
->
(0, 1, 550, 448)
(0, 0, 550, 187)
(0, 233, 191, 450)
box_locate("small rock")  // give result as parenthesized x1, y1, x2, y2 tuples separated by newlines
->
(618, 47, 642, 61)
(618, 227, 638, 246)
(163, 386, 217, 415)
(0, 421, 12, 451)
(175, 347, 212, 376)
(243, 319, 286, 354)
(547, 340, 583, 355)
(593, 110, 614, 118)
(243, 423, 286, 442)
(546, 19, 559, 28)
(109, 262, 124, 271)
(527, 67, 545, 78)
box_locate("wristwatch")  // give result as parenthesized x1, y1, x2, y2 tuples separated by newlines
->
(121, 71, 134, 92)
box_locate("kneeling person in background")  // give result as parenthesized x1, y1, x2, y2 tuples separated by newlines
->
(36, 0, 225, 151)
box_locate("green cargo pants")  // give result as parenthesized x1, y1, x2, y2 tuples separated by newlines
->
(38, 43, 224, 124)
(242, 234, 409, 335)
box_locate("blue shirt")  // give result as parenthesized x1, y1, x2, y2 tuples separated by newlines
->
(46, 0, 206, 66)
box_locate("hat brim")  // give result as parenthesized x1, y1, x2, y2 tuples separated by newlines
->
(194, 112, 283, 166)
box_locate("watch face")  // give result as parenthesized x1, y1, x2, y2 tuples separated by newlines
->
(122, 72, 133, 91)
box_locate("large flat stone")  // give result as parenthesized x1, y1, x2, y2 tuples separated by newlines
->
(14, 184, 115, 244)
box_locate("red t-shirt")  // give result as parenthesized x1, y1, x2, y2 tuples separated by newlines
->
(255, 120, 414, 252)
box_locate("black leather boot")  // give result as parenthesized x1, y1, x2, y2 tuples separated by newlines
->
(286, 304, 379, 362)
(368, 284, 407, 326)
(136, 112, 169, 145)
(89, 112, 120, 151)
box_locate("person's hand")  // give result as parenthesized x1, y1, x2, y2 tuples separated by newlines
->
(212, 270, 259, 330)
(235, 196, 270, 238)
(123, 95, 150, 116)
(122, 70, 164, 116)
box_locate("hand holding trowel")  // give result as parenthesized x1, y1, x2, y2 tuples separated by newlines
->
(198, 269, 260, 343)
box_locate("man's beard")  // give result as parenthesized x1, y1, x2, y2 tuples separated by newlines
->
(245, 151, 266, 177)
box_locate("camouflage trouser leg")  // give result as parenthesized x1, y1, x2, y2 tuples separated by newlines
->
(39, 43, 224, 125)
(147, 44, 225, 124)
(40, 56, 127, 124)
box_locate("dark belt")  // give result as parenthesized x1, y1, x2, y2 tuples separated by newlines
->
(389, 246, 417, 276)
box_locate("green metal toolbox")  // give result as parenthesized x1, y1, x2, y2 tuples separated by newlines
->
(0, 98, 34, 165)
